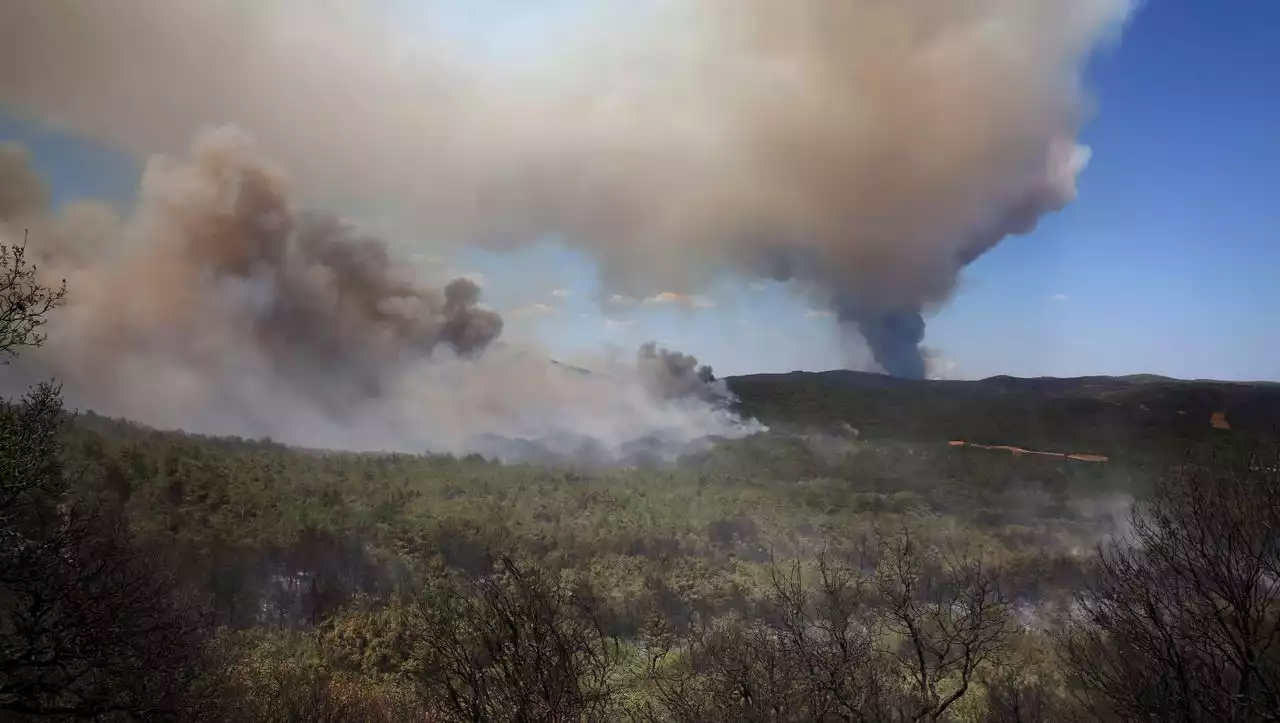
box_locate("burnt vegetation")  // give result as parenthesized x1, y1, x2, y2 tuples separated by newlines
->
(1, 244, 1279, 721)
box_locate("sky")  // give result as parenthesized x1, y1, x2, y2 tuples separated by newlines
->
(1, 0, 1277, 383)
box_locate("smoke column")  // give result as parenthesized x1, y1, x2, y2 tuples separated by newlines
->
(0, 0, 1132, 379)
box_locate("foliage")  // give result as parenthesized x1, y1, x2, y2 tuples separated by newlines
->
(729, 370, 1280, 465)
(194, 630, 426, 722)
(1062, 449, 1280, 721)
(639, 536, 1013, 722)
(344, 556, 625, 722)
(0, 243, 209, 720)
(0, 503, 208, 720)
(4, 240, 1280, 719)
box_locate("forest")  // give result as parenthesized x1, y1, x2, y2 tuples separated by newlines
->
(2, 242, 1279, 722)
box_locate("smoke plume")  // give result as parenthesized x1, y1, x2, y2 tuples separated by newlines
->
(636, 342, 730, 404)
(0, 0, 1132, 378)
(0, 128, 754, 458)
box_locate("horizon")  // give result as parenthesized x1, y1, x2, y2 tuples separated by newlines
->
(1, 0, 1275, 384)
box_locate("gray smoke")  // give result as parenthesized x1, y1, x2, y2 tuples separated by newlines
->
(834, 301, 929, 381)
(0, 0, 1133, 377)
(2, 127, 503, 406)
(636, 342, 730, 404)
(0, 127, 757, 457)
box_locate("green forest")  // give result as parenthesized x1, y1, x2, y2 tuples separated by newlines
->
(2, 244, 1279, 721)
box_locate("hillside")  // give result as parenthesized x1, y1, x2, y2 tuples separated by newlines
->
(69, 367, 1280, 467)
(727, 370, 1280, 463)
(7, 364, 1278, 720)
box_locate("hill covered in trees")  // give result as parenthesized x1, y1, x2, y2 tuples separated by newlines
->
(728, 369, 1280, 464)
(3, 244, 1279, 721)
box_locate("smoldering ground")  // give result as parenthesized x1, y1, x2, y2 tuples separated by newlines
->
(0, 127, 757, 460)
(0, 0, 1133, 379)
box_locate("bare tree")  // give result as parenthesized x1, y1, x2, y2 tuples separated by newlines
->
(1061, 449, 1280, 722)
(641, 550, 895, 723)
(875, 532, 1014, 721)
(0, 240, 66, 519)
(641, 612, 812, 722)
(401, 556, 624, 722)
(0, 236, 65, 362)
(978, 661, 1073, 723)
(640, 534, 1012, 722)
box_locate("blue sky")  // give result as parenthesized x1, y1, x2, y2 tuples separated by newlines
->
(2, 0, 1277, 382)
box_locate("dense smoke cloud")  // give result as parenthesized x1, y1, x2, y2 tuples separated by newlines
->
(835, 303, 929, 381)
(636, 342, 730, 404)
(0, 0, 1132, 378)
(0, 128, 755, 458)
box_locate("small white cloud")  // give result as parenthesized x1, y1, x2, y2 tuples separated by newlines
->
(606, 294, 638, 306)
(805, 309, 835, 319)
(748, 280, 769, 292)
(604, 318, 635, 333)
(551, 288, 572, 298)
(1052, 293, 1069, 302)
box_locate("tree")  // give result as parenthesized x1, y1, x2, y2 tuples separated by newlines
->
(0, 505, 209, 719)
(876, 532, 1014, 721)
(320, 556, 624, 722)
(420, 557, 624, 722)
(0, 238, 65, 519)
(0, 381, 64, 522)
(0, 242, 211, 719)
(640, 549, 892, 723)
(1061, 449, 1280, 722)
(978, 662, 1074, 723)
(194, 630, 426, 723)
(0, 236, 65, 362)
(640, 533, 1013, 722)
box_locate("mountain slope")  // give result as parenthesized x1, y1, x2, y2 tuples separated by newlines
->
(726, 370, 1280, 463)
